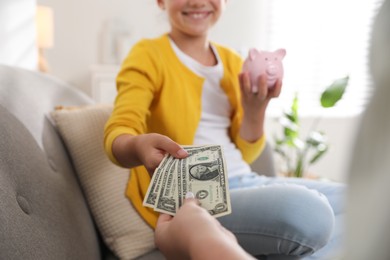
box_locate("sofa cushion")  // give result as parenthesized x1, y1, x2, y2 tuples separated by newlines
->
(0, 105, 100, 259)
(50, 104, 156, 260)
(0, 65, 93, 149)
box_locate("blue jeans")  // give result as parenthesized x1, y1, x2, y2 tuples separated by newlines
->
(218, 173, 345, 259)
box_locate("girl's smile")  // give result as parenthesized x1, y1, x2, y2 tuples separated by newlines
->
(158, 0, 226, 39)
(182, 11, 212, 20)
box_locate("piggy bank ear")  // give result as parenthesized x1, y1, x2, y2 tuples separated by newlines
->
(275, 49, 286, 59)
(248, 48, 258, 61)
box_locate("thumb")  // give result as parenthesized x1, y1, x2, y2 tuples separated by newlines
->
(183, 192, 201, 206)
(157, 213, 173, 226)
(156, 136, 188, 159)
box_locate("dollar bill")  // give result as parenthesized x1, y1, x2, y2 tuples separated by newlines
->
(146, 147, 201, 213)
(143, 154, 172, 208)
(177, 146, 218, 208)
(179, 145, 231, 217)
(154, 159, 178, 215)
(143, 144, 231, 218)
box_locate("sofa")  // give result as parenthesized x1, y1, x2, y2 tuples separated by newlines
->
(0, 64, 276, 260)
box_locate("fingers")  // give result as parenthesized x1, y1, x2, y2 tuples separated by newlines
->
(155, 135, 188, 159)
(256, 74, 268, 99)
(183, 192, 201, 206)
(157, 213, 173, 225)
(239, 72, 252, 95)
(157, 193, 201, 225)
(240, 73, 268, 97)
(140, 134, 188, 175)
(257, 75, 283, 100)
(239, 73, 282, 100)
(185, 191, 195, 199)
(270, 78, 283, 97)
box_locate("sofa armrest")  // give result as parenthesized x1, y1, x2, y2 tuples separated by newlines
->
(250, 141, 276, 177)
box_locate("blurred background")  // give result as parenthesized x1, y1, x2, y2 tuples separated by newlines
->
(0, 0, 384, 182)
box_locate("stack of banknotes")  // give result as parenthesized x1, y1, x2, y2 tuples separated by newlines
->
(143, 144, 232, 218)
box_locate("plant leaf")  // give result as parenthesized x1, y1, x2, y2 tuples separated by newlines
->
(274, 147, 287, 159)
(284, 111, 297, 123)
(291, 94, 299, 119)
(309, 145, 328, 164)
(306, 131, 327, 147)
(320, 76, 349, 108)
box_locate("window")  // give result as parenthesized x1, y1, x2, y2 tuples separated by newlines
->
(0, 0, 37, 70)
(261, 0, 384, 116)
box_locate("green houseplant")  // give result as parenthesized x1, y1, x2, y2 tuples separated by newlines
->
(273, 76, 349, 178)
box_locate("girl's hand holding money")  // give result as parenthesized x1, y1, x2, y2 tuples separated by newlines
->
(155, 193, 254, 260)
(112, 133, 188, 174)
(238, 73, 282, 143)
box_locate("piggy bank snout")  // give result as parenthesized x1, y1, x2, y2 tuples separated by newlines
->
(267, 64, 278, 75)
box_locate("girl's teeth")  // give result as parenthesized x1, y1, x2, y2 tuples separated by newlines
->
(189, 13, 207, 19)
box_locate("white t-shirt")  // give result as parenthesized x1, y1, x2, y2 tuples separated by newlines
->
(169, 39, 251, 178)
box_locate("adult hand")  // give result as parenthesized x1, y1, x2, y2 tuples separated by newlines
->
(155, 193, 252, 260)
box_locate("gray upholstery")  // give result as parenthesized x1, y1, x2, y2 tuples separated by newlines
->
(0, 105, 100, 259)
(0, 65, 111, 259)
(0, 66, 93, 148)
(251, 141, 276, 177)
(0, 64, 276, 259)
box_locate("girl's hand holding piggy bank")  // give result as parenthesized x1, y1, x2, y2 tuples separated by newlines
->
(242, 48, 286, 92)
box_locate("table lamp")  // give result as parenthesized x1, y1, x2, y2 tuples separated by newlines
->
(36, 5, 54, 72)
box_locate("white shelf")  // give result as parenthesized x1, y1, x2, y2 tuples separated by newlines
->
(89, 64, 120, 104)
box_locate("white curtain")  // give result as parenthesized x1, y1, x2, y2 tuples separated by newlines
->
(262, 0, 384, 115)
(0, 0, 37, 70)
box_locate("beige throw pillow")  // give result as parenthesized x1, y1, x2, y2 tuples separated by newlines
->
(50, 104, 155, 259)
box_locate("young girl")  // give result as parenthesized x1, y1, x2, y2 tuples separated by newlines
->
(104, 0, 345, 258)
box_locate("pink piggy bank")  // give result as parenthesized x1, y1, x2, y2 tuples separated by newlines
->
(242, 48, 286, 90)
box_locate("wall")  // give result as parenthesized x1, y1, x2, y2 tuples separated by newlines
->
(36, 0, 361, 182)
(36, 0, 266, 94)
(266, 113, 361, 182)
(0, 0, 37, 70)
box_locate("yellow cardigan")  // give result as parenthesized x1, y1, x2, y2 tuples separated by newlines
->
(104, 34, 265, 228)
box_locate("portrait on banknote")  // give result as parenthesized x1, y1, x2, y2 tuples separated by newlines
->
(189, 162, 220, 181)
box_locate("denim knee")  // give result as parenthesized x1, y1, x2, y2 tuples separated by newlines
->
(220, 183, 335, 257)
(268, 184, 335, 254)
